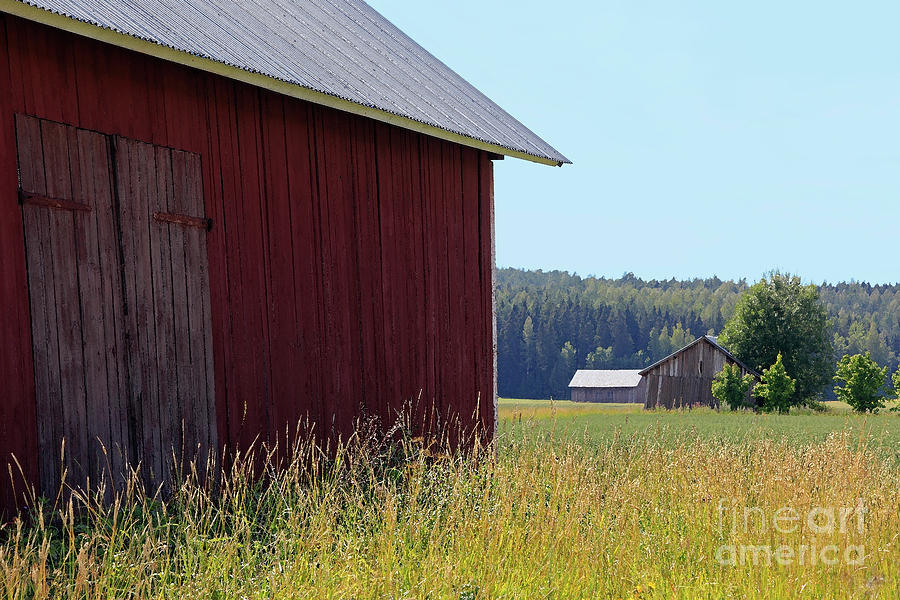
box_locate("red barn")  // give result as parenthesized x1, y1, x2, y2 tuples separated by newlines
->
(0, 0, 567, 511)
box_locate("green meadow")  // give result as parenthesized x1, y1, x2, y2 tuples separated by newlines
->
(499, 399, 900, 459)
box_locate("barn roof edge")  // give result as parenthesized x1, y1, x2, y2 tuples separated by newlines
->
(0, 0, 570, 166)
(638, 335, 760, 377)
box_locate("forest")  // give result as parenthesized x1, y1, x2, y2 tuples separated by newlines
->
(497, 268, 900, 400)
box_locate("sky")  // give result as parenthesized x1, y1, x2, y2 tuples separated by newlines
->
(366, 1, 900, 285)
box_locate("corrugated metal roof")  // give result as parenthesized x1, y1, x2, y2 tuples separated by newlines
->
(6, 0, 569, 165)
(568, 370, 643, 389)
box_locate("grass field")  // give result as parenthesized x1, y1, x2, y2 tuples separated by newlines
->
(2, 401, 900, 599)
(499, 399, 900, 460)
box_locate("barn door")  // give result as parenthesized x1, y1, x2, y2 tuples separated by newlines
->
(15, 115, 216, 498)
(16, 115, 130, 498)
(114, 136, 216, 490)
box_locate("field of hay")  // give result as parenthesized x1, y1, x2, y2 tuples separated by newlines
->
(2, 401, 900, 599)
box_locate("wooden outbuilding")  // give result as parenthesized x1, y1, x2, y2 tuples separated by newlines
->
(568, 370, 646, 403)
(642, 336, 758, 409)
(0, 0, 568, 513)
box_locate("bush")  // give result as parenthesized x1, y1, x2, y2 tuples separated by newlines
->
(754, 353, 796, 414)
(711, 363, 755, 410)
(834, 353, 889, 413)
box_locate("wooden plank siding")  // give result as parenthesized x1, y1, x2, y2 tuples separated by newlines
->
(0, 15, 495, 513)
(12, 115, 217, 499)
(642, 338, 756, 409)
(571, 380, 647, 404)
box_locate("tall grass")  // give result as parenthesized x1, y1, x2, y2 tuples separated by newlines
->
(2, 417, 899, 599)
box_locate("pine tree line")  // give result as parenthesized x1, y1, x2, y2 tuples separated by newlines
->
(497, 269, 900, 400)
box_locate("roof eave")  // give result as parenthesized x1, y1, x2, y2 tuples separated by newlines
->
(638, 337, 705, 375)
(638, 336, 760, 377)
(1, 0, 568, 167)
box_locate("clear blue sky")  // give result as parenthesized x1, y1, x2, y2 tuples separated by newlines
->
(367, 1, 900, 285)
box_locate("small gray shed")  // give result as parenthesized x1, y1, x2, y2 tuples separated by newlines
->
(568, 370, 647, 403)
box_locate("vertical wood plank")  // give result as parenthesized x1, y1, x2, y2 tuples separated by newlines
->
(479, 152, 496, 441)
(386, 126, 412, 425)
(428, 137, 450, 426)
(418, 137, 435, 425)
(388, 128, 409, 424)
(233, 85, 270, 448)
(3, 15, 28, 113)
(374, 122, 401, 428)
(15, 115, 61, 498)
(315, 107, 364, 438)
(404, 130, 427, 431)
(460, 148, 481, 435)
(116, 137, 163, 489)
(285, 101, 324, 440)
(208, 79, 246, 449)
(184, 150, 217, 464)
(169, 148, 198, 464)
(350, 117, 382, 428)
(259, 92, 292, 447)
(332, 110, 364, 437)
(314, 107, 339, 436)
(83, 129, 131, 487)
(41, 121, 90, 491)
(202, 77, 231, 454)
(150, 145, 180, 487)
(68, 126, 113, 495)
(442, 141, 464, 430)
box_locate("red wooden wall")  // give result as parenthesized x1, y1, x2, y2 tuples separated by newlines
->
(0, 14, 495, 512)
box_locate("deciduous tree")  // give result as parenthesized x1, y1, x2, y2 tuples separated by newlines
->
(834, 353, 889, 413)
(753, 353, 795, 413)
(720, 273, 833, 406)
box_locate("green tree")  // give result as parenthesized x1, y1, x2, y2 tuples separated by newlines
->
(719, 273, 833, 406)
(522, 315, 535, 347)
(585, 345, 614, 369)
(833, 353, 889, 413)
(669, 322, 693, 354)
(753, 353, 796, 413)
(711, 363, 755, 410)
(549, 341, 577, 399)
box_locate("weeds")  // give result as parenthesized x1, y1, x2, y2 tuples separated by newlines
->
(1, 414, 899, 599)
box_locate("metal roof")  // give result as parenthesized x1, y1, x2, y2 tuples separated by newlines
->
(638, 335, 760, 377)
(568, 370, 643, 389)
(3, 0, 570, 166)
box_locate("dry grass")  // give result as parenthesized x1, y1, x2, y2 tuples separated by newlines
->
(2, 414, 899, 599)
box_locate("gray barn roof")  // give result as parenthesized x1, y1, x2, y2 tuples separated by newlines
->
(4, 0, 569, 166)
(568, 370, 643, 389)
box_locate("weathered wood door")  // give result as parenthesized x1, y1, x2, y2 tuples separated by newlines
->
(114, 135, 217, 491)
(15, 115, 216, 498)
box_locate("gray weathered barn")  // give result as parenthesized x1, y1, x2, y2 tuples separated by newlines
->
(641, 336, 758, 409)
(568, 369, 646, 403)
